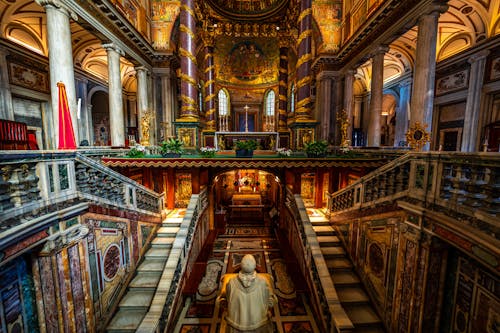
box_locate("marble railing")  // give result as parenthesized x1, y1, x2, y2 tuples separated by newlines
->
(284, 187, 353, 333)
(137, 188, 209, 333)
(0, 151, 163, 249)
(327, 152, 500, 238)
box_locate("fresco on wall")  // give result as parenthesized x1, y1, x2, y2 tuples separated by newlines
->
(312, 0, 342, 52)
(110, 0, 148, 36)
(215, 37, 278, 86)
(151, 0, 180, 51)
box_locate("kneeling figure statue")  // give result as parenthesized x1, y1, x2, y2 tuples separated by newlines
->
(220, 254, 277, 333)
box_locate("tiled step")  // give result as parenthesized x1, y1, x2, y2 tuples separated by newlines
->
(317, 235, 341, 246)
(151, 237, 175, 248)
(136, 258, 166, 272)
(129, 272, 162, 289)
(326, 258, 353, 271)
(162, 220, 182, 227)
(118, 289, 155, 310)
(331, 271, 360, 286)
(308, 216, 330, 226)
(144, 247, 170, 259)
(106, 309, 147, 332)
(337, 286, 370, 304)
(312, 225, 335, 236)
(343, 304, 382, 326)
(320, 246, 345, 258)
(157, 226, 180, 236)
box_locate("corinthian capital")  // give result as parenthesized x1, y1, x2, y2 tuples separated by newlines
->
(35, 0, 77, 20)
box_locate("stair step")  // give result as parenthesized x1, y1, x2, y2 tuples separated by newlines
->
(352, 326, 385, 333)
(144, 247, 170, 259)
(106, 309, 147, 332)
(157, 226, 180, 236)
(332, 271, 360, 286)
(129, 272, 162, 289)
(317, 235, 341, 246)
(326, 258, 353, 270)
(119, 289, 155, 309)
(151, 237, 175, 248)
(337, 286, 370, 303)
(312, 225, 335, 235)
(344, 304, 382, 326)
(162, 220, 182, 227)
(321, 246, 345, 257)
(137, 259, 166, 272)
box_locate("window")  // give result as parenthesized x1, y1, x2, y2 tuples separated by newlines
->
(265, 90, 275, 116)
(218, 89, 228, 116)
(290, 83, 295, 113)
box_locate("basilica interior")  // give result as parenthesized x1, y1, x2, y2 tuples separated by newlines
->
(0, 0, 499, 332)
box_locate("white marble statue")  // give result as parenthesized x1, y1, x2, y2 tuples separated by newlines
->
(219, 254, 277, 333)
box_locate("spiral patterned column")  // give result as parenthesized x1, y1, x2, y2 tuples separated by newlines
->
(278, 44, 288, 131)
(295, 0, 313, 120)
(178, 0, 198, 120)
(204, 44, 216, 131)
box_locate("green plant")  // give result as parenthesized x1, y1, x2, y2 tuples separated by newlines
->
(160, 138, 184, 155)
(235, 139, 257, 151)
(127, 145, 145, 158)
(304, 140, 328, 157)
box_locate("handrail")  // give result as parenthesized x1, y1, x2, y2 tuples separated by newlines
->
(284, 187, 354, 333)
(327, 152, 500, 237)
(0, 151, 163, 251)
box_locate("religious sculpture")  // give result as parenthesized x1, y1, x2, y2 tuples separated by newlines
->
(219, 254, 276, 333)
(140, 109, 154, 146)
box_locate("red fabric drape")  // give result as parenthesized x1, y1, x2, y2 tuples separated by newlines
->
(57, 82, 77, 149)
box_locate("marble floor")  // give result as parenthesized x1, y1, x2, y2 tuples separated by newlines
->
(173, 222, 320, 333)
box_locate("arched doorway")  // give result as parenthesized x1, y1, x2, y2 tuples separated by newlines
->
(381, 94, 397, 146)
(90, 90, 110, 146)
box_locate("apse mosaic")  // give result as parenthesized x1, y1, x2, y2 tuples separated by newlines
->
(215, 37, 278, 86)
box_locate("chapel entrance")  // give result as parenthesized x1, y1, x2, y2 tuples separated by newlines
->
(213, 169, 281, 227)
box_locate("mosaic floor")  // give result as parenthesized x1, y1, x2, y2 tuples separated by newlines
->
(174, 224, 320, 333)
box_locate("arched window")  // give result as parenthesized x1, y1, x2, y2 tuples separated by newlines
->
(265, 90, 275, 116)
(289, 83, 295, 113)
(218, 89, 228, 116)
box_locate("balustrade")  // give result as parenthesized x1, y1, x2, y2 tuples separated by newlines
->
(327, 152, 500, 239)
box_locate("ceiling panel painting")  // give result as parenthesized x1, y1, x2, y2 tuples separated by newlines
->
(312, 0, 342, 52)
(151, 0, 180, 51)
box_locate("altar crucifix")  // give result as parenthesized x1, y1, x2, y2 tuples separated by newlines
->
(244, 104, 249, 132)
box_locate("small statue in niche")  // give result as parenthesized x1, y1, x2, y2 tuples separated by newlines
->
(141, 110, 154, 146)
(218, 135, 226, 150)
(219, 254, 276, 332)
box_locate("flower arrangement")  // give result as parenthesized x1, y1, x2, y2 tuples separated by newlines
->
(200, 146, 217, 158)
(127, 144, 146, 158)
(304, 140, 328, 158)
(277, 147, 292, 157)
(160, 138, 184, 157)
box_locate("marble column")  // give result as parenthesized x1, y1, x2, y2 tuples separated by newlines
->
(295, 0, 313, 120)
(367, 46, 387, 147)
(343, 69, 356, 145)
(278, 43, 289, 131)
(395, 79, 412, 146)
(178, 0, 198, 120)
(36, 0, 79, 148)
(462, 50, 489, 152)
(203, 43, 216, 131)
(103, 43, 125, 147)
(155, 67, 175, 138)
(75, 77, 90, 144)
(353, 96, 362, 128)
(0, 46, 13, 120)
(410, 6, 447, 149)
(135, 66, 149, 145)
(316, 71, 334, 141)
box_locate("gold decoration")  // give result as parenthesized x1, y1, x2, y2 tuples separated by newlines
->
(406, 122, 430, 151)
(140, 109, 154, 146)
(337, 109, 350, 148)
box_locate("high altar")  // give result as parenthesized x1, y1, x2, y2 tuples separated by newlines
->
(215, 132, 279, 150)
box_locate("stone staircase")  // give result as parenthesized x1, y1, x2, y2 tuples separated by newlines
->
(311, 215, 385, 333)
(106, 216, 181, 332)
